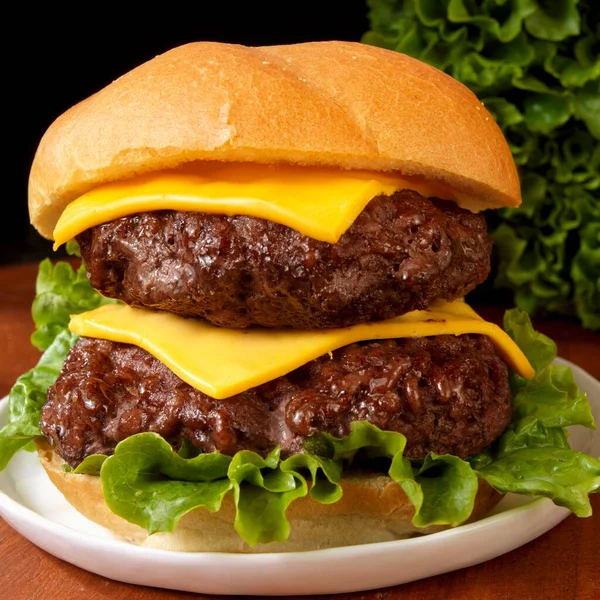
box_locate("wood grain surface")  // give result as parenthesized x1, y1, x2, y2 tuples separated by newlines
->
(1, 261, 598, 600)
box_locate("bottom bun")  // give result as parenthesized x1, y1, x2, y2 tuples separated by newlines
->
(36, 439, 503, 553)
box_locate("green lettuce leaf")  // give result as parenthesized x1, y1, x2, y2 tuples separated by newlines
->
(363, 0, 600, 330)
(70, 453, 107, 475)
(95, 422, 480, 545)
(31, 253, 117, 351)
(474, 309, 600, 514)
(229, 449, 306, 545)
(0, 253, 116, 469)
(496, 419, 570, 454)
(477, 447, 600, 517)
(572, 222, 600, 330)
(523, 93, 573, 135)
(503, 307, 557, 373)
(101, 434, 232, 534)
(65, 240, 81, 258)
(0, 330, 78, 470)
(411, 454, 478, 527)
(315, 421, 478, 526)
(524, 0, 580, 42)
(511, 365, 595, 428)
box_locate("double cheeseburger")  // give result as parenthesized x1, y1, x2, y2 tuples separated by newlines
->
(28, 41, 537, 552)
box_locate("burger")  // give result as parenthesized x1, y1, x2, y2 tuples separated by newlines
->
(1, 41, 598, 553)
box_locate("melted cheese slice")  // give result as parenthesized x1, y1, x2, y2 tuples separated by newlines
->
(69, 301, 534, 400)
(53, 163, 457, 248)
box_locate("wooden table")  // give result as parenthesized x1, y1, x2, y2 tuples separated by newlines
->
(1, 261, 598, 600)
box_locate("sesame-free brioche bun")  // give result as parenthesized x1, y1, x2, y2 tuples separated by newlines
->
(36, 439, 502, 553)
(29, 40, 521, 240)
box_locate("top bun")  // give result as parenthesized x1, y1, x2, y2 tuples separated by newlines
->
(29, 41, 521, 239)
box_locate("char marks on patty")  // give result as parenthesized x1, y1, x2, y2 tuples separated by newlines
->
(76, 190, 492, 328)
(42, 335, 511, 468)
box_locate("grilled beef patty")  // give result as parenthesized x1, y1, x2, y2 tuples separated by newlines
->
(76, 191, 492, 329)
(42, 334, 511, 468)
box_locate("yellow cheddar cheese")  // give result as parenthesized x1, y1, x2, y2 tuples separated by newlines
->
(53, 163, 456, 248)
(69, 300, 535, 400)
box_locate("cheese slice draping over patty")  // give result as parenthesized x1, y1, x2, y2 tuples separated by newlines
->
(52, 163, 466, 248)
(69, 300, 535, 400)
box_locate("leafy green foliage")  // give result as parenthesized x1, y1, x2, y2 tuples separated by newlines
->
(363, 0, 600, 329)
(101, 434, 232, 534)
(93, 422, 481, 545)
(0, 330, 78, 469)
(473, 308, 600, 515)
(31, 256, 117, 351)
(0, 250, 116, 467)
(511, 364, 594, 427)
(477, 447, 599, 516)
(70, 453, 107, 475)
(503, 307, 557, 374)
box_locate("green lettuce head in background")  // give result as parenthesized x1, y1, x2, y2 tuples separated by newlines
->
(363, 0, 599, 330)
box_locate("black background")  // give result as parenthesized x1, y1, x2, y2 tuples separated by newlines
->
(4, 3, 370, 265)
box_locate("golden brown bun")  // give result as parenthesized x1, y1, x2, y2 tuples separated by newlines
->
(29, 41, 520, 239)
(37, 439, 503, 553)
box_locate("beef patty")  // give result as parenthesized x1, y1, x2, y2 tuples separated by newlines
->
(41, 335, 511, 468)
(76, 191, 492, 328)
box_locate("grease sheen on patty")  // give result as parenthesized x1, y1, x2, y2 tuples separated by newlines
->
(41, 334, 511, 468)
(76, 191, 492, 329)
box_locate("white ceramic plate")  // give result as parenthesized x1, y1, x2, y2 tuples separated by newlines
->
(1, 358, 598, 596)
